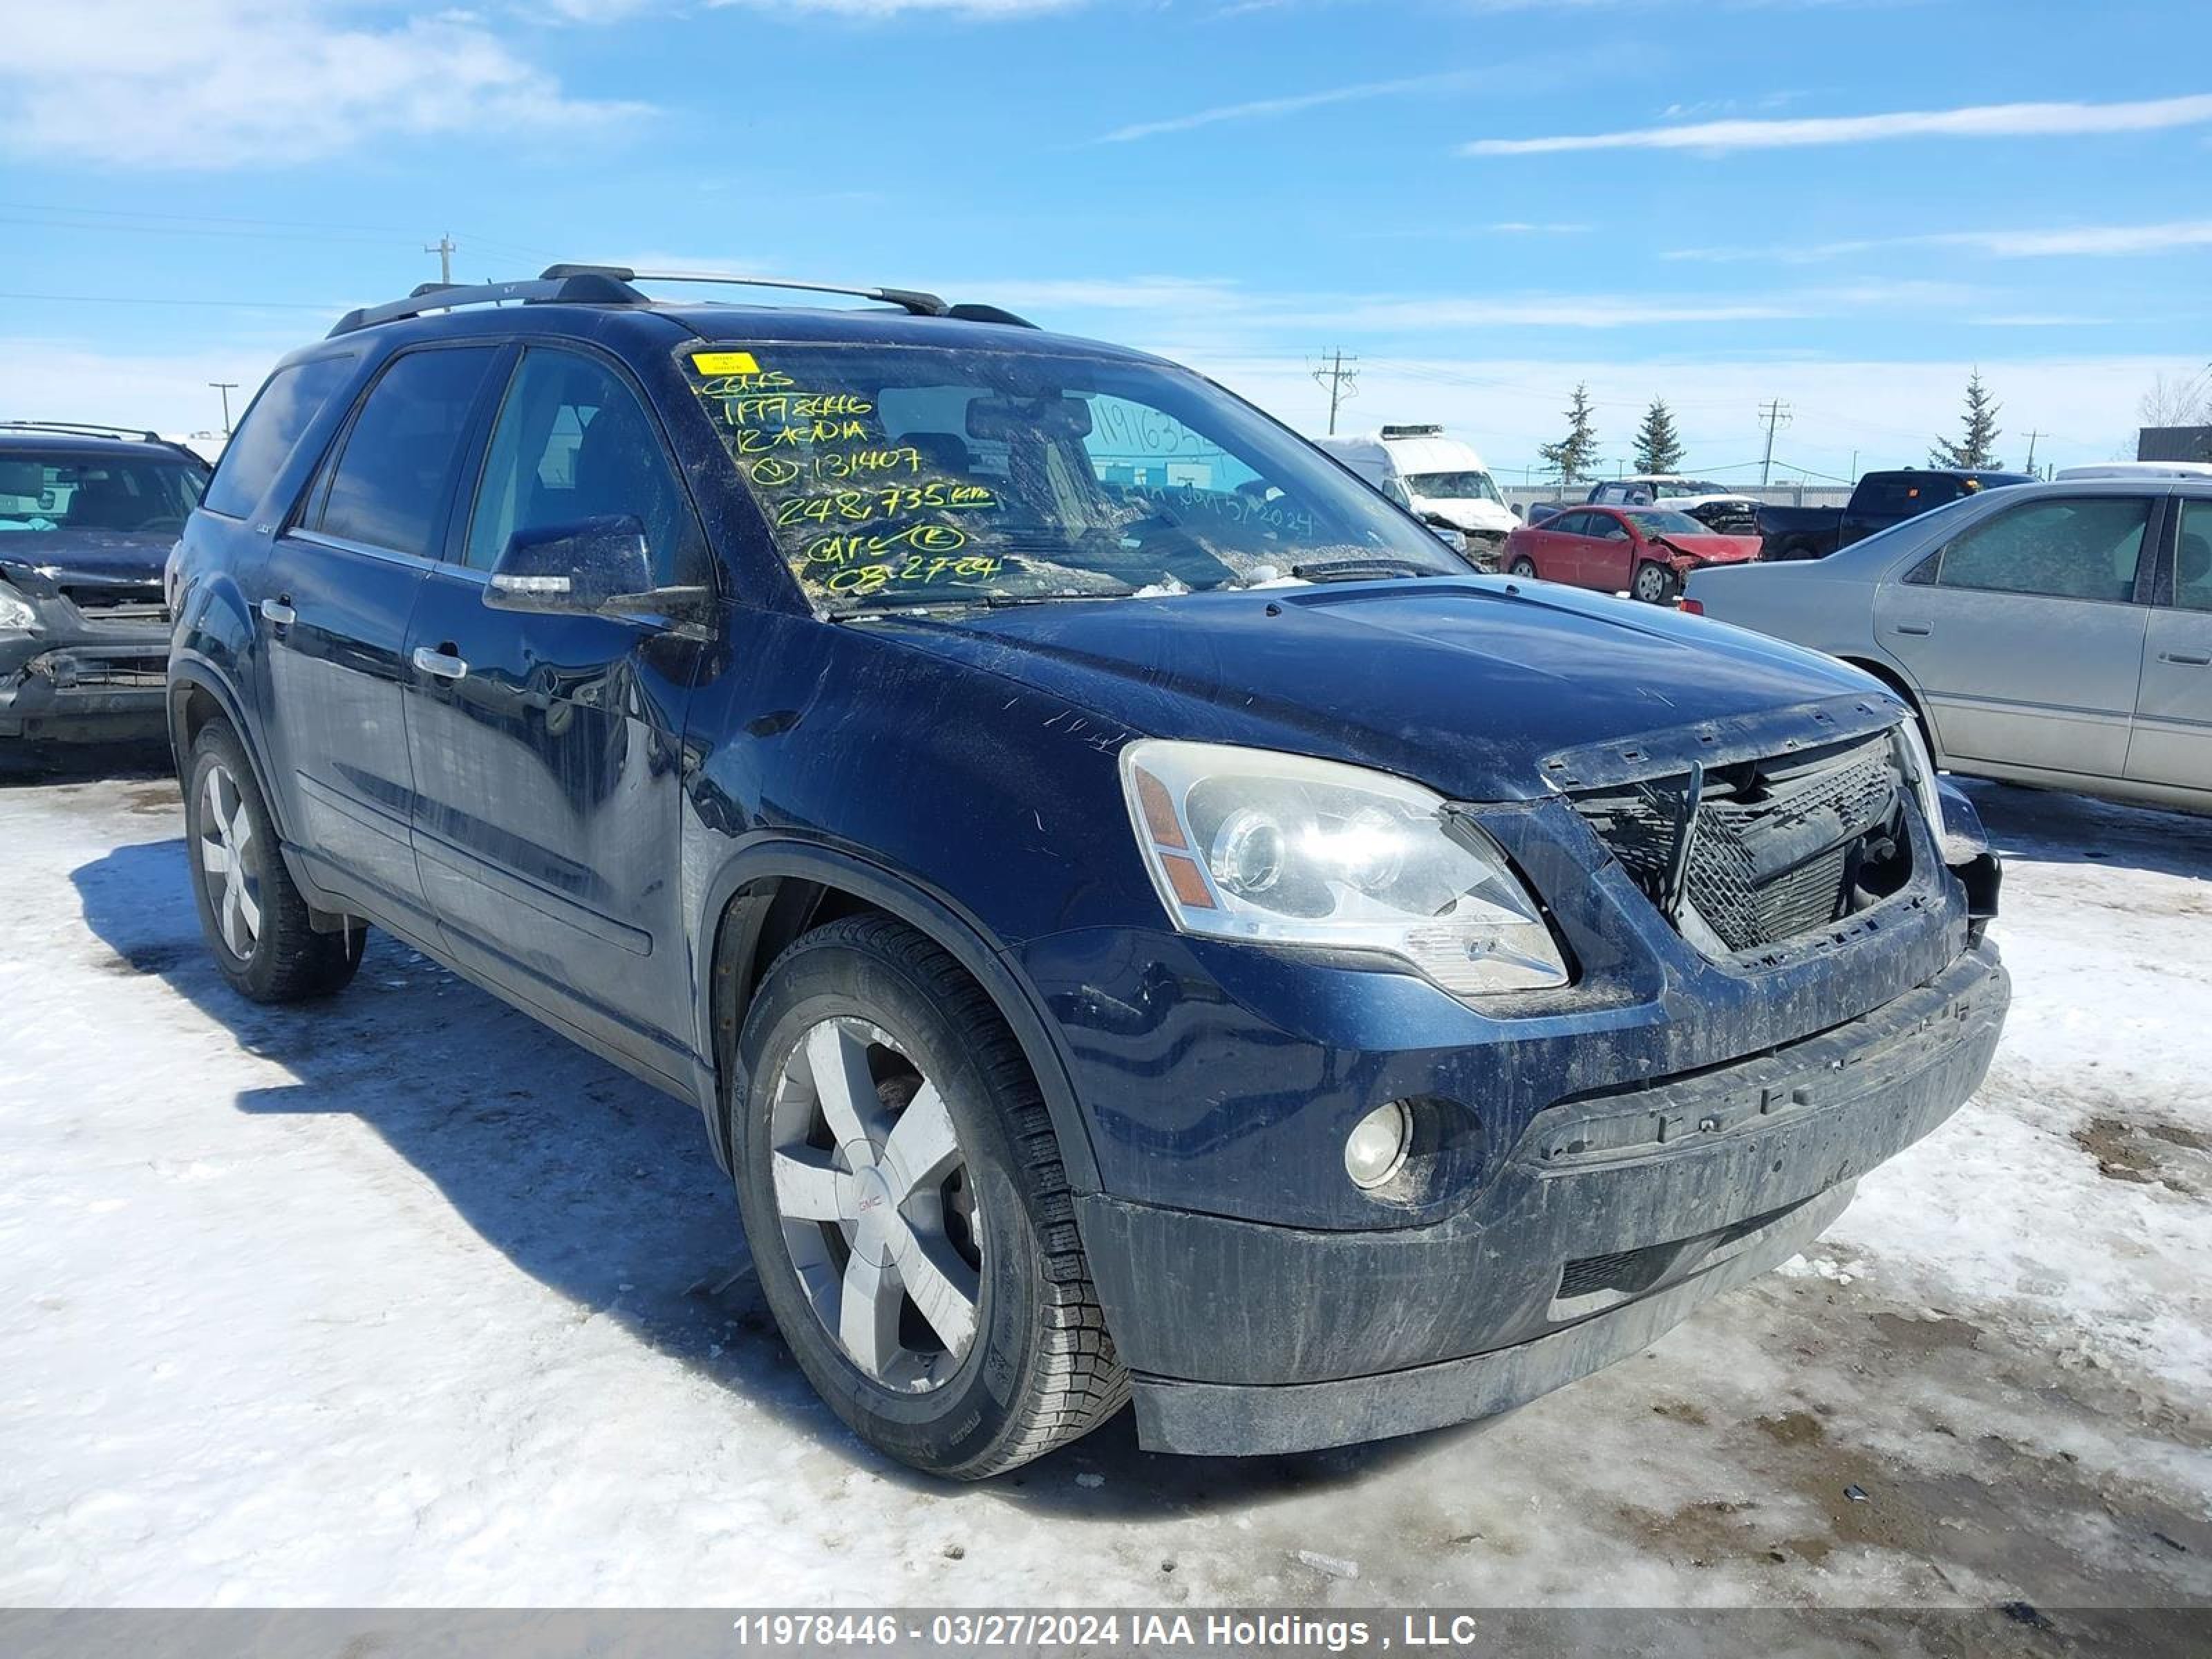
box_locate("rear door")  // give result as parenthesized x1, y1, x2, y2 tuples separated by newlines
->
(2127, 494, 2212, 795)
(400, 343, 713, 1075)
(257, 344, 503, 919)
(1874, 492, 2154, 779)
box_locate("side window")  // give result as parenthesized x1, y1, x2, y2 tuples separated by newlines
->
(315, 347, 498, 556)
(2177, 500, 2212, 613)
(1597, 514, 1631, 540)
(462, 348, 702, 585)
(1933, 496, 2149, 603)
(1551, 512, 1591, 536)
(1591, 484, 1620, 505)
(203, 355, 356, 519)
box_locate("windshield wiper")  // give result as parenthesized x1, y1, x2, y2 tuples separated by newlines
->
(1289, 556, 1440, 583)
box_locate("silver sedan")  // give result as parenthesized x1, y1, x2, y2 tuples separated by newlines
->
(1683, 479, 2212, 814)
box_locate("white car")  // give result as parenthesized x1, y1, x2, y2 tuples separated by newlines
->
(1586, 476, 1761, 534)
(1684, 478, 2212, 814)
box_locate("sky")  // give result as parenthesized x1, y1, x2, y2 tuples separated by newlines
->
(3, 0, 2209, 484)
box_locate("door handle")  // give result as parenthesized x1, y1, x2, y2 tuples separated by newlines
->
(1891, 621, 1933, 637)
(259, 597, 296, 628)
(412, 645, 469, 681)
(2159, 650, 2212, 666)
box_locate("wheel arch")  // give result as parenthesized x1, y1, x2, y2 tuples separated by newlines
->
(167, 659, 292, 842)
(693, 840, 1101, 1194)
(1835, 653, 1941, 760)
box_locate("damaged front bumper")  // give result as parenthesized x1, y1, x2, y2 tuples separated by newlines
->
(0, 592, 169, 742)
(1081, 939, 2007, 1455)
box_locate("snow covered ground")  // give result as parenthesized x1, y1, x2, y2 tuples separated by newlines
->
(2, 756, 2208, 1611)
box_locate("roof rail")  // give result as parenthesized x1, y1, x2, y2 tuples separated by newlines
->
(0, 419, 163, 444)
(542, 265, 954, 319)
(326, 270, 648, 337)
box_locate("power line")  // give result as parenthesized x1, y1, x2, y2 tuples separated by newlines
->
(1311, 348, 1360, 435)
(1757, 398, 1792, 487)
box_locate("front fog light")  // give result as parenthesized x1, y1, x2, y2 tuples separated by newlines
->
(1344, 1101, 1412, 1190)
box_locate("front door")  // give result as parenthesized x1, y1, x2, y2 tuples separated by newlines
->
(2128, 496, 2212, 796)
(401, 344, 713, 1076)
(1874, 492, 2153, 780)
(258, 344, 503, 919)
(1585, 513, 1636, 592)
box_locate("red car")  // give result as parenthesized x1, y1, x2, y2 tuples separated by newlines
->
(1501, 505, 1761, 603)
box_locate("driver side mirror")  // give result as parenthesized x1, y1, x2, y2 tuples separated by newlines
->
(485, 516, 654, 617)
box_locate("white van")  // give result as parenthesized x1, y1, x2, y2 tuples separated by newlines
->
(1317, 425, 1519, 552)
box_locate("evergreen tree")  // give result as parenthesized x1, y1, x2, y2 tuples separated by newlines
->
(1539, 384, 1600, 486)
(1929, 371, 2003, 470)
(1632, 398, 1685, 475)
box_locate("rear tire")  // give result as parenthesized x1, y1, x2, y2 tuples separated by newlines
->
(731, 914, 1128, 1479)
(1508, 556, 1539, 579)
(184, 720, 364, 1003)
(1632, 561, 1678, 604)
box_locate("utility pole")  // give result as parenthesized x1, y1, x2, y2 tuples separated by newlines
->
(1756, 399, 1792, 486)
(424, 233, 456, 287)
(207, 381, 238, 436)
(2023, 430, 2043, 475)
(1311, 349, 1359, 435)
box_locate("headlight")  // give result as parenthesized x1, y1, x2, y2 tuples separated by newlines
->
(0, 582, 37, 634)
(1120, 740, 1570, 997)
(1893, 718, 1944, 839)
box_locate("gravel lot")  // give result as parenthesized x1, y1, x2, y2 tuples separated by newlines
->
(3, 751, 2208, 1615)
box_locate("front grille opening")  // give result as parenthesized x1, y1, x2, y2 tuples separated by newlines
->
(1571, 733, 1913, 956)
(1559, 1244, 1673, 1302)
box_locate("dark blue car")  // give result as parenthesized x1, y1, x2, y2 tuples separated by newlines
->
(165, 268, 2009, 1477)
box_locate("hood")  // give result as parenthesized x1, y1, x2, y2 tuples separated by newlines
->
(1651, 532, 1761, 565)
(866, 578, 1889, 803)
(0, 527, 173, 590)
(1414, 495, 1517, 533)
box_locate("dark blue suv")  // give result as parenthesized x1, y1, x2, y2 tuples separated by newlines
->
(166, 266, 2009, 1477)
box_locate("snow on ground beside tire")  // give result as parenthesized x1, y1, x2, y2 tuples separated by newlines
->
(1, 768, 2207, 1609)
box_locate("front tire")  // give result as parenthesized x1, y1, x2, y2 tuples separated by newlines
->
(184, 720, 364, 1002)
(731, 915, 1127, 1479)
(1632, 561, 1678, 604)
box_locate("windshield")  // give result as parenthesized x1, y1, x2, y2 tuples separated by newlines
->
(682, 343, 1462, 612)
(1652, 480, 1728, 499)
(0, 448, 206, 534)
(1405, 469, 1503, 505)
(1624, 509, 1712, 535)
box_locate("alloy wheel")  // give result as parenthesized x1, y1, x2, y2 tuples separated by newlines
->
(768, 1017, 983, 1394)
(196, 762, 263, 961)
(1634, 564, 1671, 603)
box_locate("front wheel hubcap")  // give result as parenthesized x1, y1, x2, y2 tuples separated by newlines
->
(769, 1017, 982, 1394)
(197, 762, 263, 960)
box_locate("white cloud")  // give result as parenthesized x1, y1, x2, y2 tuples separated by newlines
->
(1488, 221, 1593, 234)
(1099, 71, 1481, 143)
(0, 2, 649, 169)
(1463, 93, 2212, 157)
(1670, 217, 2212, 264)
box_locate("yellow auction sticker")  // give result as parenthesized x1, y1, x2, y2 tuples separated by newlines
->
(691, 350, 760, 376)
